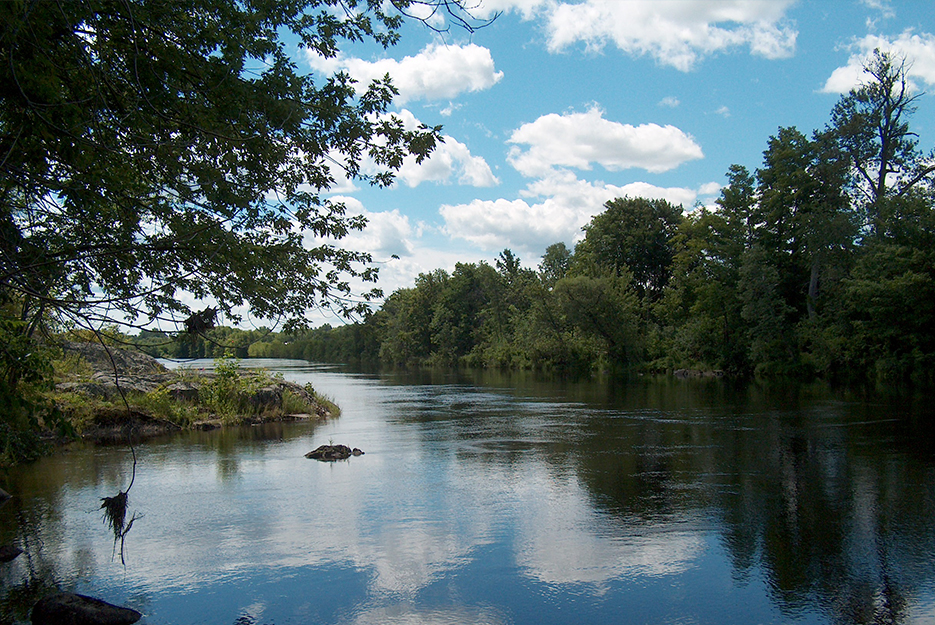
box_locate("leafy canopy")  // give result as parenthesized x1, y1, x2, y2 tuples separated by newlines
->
(0, 0, 482, 335)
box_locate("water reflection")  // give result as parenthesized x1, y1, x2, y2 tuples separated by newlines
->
(1, 362, 934, 624)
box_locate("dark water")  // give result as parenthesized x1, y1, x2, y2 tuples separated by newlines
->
(2, 360, 935, 624)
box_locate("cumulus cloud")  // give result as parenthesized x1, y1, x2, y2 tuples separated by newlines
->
(390, 110, 499, 188)
(697, 181, 724, 196)
(305, 43, 503, 103)
(658, 96, 681, 108)
(507, 107, 703, 178)
(823, 31, 935, 93)
(476, 0, 797, 71)
(440, 170, 711, 253)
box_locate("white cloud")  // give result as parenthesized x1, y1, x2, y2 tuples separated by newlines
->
(698, 181, 724, 196)
(478, 0, 797, 71)
(389, 110, 499, 188)
(861, 0, 895, 20)
(659, 96, 681, 108)
(715, 105, 731, 118)
(507, 107, 703, 178)
(305, 43, 503, 103)
(823, 31, 935, 93)
(343, 206, 417, 259)
(440, 170, 708, 253)
(439, 102, 462, 117)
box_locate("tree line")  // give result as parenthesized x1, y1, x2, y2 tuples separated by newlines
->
(161, 51, 934, 385)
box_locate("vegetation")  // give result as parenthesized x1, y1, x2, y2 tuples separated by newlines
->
(51, 352, 332, 434)
(173, 51, 935, 387)
(0, 0, 487, 462)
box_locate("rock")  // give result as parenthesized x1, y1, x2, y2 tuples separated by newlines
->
(0, 487, 10, 503)
(61, 341, 168, 376)
(55, 381, 113, 399)
(0, 545, 22, 562)
(31, 592, 141, 625)
(305, 444, 361, 461)
(56, 375, 172, 399)
(249, 386, 282, 408)
(166, 381, 199, 402)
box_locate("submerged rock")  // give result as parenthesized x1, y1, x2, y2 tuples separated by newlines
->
(31, 592, 141, 625)
(305, 444, 364, 461)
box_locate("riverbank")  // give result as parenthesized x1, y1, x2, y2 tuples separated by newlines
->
(51, 342, 338, 444)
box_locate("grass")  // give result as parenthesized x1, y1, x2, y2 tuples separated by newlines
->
(49, 355, 339, 434)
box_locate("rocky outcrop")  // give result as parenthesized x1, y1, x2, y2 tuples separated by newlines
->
(57, 343, 174, 398)
(61, 341, 168, 376)
(31, 592, 141, 625)
(305, 444, 364, 461)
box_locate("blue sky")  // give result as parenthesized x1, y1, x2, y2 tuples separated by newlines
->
(293, 0, 935, 324)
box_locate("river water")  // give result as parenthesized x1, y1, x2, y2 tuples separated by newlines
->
(2, 359, 935, 624)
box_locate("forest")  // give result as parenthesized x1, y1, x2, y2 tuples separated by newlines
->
(143, 51, 935, 387)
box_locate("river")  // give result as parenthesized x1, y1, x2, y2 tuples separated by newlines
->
(2, 359, 935, 624)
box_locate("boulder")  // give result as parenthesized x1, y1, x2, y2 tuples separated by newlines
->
(305, 444, 364, 461)
(0, 545, 22, 562)
(31, 592, 141, 625)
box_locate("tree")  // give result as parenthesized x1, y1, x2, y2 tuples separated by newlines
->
(0, 0, 492, 345)
(429, 263, 496, 365)
(753, 126, 854, 322)
(829, 49, 934, 237)
(573, 197, 684, 300)
(538, 242, 571, 288)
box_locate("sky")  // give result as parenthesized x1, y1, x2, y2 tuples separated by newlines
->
(289, 0, 935, 325)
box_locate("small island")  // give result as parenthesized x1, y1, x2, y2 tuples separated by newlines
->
(50, 341, 338, 445)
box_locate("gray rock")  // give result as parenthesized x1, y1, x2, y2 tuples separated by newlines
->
(167, 381, 199, 402)
(249, 386, 282, 408)
(61, 341, 168, 376)
(31, 592, 141, 625)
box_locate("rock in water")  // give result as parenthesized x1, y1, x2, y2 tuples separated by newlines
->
(0, 545, 22, 562)
(31, 592, 141, 625)
(305, 444, 362, 461)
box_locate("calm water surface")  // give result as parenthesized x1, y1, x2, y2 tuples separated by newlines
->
(2, 359, 935, 624)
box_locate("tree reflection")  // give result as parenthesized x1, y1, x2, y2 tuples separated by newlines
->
(570, 383, 935, 625)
